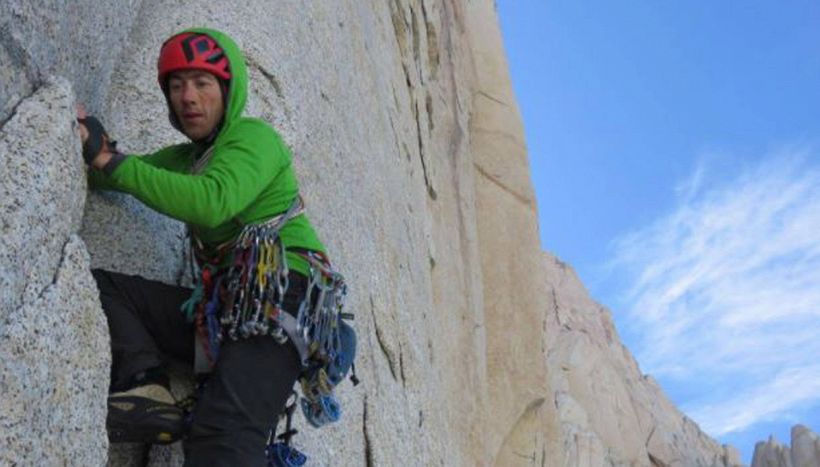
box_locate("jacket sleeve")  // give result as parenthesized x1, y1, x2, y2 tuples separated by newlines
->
(102, 121, 287, 228)
(87, 144, 188, 191)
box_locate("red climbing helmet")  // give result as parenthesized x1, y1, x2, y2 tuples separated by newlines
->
(157, 32, 231, 91)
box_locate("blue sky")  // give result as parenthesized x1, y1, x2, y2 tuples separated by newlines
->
(497, 1, 820, 463)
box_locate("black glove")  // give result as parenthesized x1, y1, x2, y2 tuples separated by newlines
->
(77, 116, 110, 165)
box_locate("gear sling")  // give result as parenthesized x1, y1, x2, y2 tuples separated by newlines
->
(183, 195, 358, 466)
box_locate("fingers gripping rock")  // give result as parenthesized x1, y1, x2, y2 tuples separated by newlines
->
(77, 115, 109, 165)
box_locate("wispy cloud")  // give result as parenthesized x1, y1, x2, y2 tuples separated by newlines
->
(609, 147, 820, 436)
(687, 364, 820, 436)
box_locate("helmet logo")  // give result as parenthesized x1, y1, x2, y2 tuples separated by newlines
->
(182, 35, 217, 63)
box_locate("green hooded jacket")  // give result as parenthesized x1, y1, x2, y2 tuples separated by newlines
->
(88, 27, 325, 275)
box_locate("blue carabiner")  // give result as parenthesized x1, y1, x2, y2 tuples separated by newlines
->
(300, 394, 340, 428)
(267, 442, 307, 467)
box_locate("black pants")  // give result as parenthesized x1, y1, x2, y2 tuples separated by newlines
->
(92, 269, 304, 467)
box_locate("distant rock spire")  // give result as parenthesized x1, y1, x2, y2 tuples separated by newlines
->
(751, 425, 820, 467)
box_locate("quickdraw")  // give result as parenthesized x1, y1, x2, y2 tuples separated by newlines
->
(182, 197, 304, 366)
(296, 251, 348, 362)
(292, 251, 357, 427)
(268, 252, 359, 466)
(221, 224, 291, 344)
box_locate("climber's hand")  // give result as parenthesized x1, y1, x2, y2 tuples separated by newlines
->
(76, 106, 114, 170)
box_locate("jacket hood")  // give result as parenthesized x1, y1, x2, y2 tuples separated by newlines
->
(163, 27, 248, 141)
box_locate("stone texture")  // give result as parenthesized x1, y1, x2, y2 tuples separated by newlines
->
(0, 81, 108, 462)
(0, 0, 142, 122)
(1, 78, 85, 318)
(752, 425, 820, 467)
(0, 78, 110, 466)
(0, 1, 754, 466)
(0, 235, 110, 466)
(465, 0, 562, 463)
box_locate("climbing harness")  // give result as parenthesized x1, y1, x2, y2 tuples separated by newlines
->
(179, 194, 359, 465)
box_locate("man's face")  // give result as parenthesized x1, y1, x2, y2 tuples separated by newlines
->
(167, 70, 225, 141)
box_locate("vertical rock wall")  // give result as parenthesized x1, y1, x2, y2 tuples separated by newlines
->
(0, 1, 142, 123)
(1, 1, 745, 466)
(465, 1, 561, 464)
(0, 78, 110, 465)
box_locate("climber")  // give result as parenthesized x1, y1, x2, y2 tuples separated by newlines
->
(78, 28, 341, 466)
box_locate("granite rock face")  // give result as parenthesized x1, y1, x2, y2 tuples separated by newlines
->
(752, 425, 820, 467)
(0, 1, 141, 124)
(2, 1, 745, 466)
(0, 78, 110, 466)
